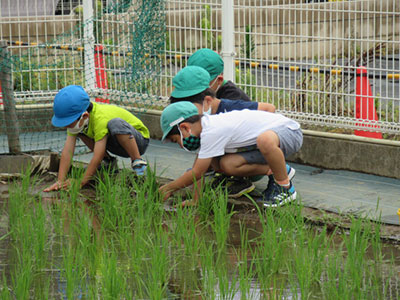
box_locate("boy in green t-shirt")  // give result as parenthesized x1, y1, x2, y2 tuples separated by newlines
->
(44, 85, 149, 192)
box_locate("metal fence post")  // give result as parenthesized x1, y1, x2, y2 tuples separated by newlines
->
(221, 0, 235, 82)
(83, 0, 96, 91)
(0, 41, 21, 154)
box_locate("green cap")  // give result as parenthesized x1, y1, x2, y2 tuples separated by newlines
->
(160, 101, 199, 141)
(171, 66, 210, 98)
(188, 48, 224, 80)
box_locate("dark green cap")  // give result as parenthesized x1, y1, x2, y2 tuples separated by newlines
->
(187, 48, 224, 80)
(171, 66, 210, 98)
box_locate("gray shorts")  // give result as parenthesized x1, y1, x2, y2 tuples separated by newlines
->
(106, 118, 149, 157)
(238, 127, 303, 165)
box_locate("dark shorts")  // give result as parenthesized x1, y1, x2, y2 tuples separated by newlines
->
(238, 127, 303, 164)
(106, 118, 149, 158)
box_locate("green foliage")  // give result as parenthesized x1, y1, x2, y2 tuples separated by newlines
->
(13, 54, 83, 92)
(240, 25, 256, 59)
(200, 5, 221, 50)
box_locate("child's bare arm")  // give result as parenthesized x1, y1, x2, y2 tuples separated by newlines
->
(257, 102, 276, 113)
(44, 135, 77, 192)
(159, 157, 212, 200)
(80, 137, 107, 187)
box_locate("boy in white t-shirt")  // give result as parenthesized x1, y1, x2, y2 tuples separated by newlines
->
(159, 101, 303, 207)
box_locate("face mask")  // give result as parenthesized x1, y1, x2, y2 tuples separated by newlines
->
(210, 77, 221, 93)
(202, 102, 212, 115)
(68, 115, 89, 134)
(183, 134, 201, 151)
(179, 128, 200, 152)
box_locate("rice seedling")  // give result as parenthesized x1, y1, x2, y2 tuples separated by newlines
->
(1, 163, 399, 299)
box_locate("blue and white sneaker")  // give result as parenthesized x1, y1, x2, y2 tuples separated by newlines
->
(261, 181, 297, 208)
(131, 158, 147, 176)
(266, 164, 296, 190)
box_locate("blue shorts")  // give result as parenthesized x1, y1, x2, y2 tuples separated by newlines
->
(106, 118, 149, 157)
(238, 127, 303, 164)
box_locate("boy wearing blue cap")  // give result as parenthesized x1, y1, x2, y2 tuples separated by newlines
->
(159, 101, 303, 208)
(188, 48, 250, 102)
(44, 85, 149, 191)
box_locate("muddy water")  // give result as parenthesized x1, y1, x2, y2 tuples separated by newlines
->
(1, 174, 399, 299)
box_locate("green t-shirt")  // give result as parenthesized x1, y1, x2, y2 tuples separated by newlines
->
(68, 102, 150, 141)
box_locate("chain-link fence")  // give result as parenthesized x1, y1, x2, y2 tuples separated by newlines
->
(1, 0, 399, 153)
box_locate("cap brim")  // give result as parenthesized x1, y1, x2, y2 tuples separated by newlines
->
(51, 112, 82, 127)
(171, 86, 208, 98)
(161, 128, 172, 142)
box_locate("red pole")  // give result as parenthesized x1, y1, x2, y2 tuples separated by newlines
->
(354, 66, 382, 139)
(0, 82, 2, 105)
(94, 45, 109, 103)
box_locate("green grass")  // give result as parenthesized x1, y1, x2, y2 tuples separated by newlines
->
(1, 166, 399, 299)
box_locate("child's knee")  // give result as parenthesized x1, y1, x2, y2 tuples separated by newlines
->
(256, 131, 279, 152)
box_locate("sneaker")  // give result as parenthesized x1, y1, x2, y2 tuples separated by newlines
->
(266, 164, 296, 189)
(131, 158, 147, 176)
(260, 181, 296, 208)
(210, 173, 229, 189)
(224, 176, 256, 198)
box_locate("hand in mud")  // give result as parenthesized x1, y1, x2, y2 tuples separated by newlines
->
(43, 179, 71, 192)
(179, 199, 198, 208)
(159, 185, 173, 201)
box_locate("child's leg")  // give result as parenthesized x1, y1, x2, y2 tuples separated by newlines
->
(219, 153, 270, 177)
(256, 130, 288, 184)
(106, 118, 149, 159)
(106, 118, 149, 175)
(115, 134, 141, 161)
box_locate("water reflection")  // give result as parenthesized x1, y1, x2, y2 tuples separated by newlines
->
(0, 174, 399, 299)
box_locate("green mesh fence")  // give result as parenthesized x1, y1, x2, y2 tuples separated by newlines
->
(0, 0, 166, 154)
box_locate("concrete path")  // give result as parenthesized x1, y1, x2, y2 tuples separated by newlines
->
(75, 139, 400, 226)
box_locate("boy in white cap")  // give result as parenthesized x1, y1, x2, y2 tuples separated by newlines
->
(44, 85, 149, 191)
(159, 101, 303, 207)
(188, 48, 250, 101)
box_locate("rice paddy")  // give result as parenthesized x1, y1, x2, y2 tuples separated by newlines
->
(0, 164, 399, 299)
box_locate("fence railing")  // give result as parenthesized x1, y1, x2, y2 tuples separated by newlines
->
(0, 0, 399, 153)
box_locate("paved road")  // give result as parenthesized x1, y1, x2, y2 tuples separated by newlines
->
(253, 56, 400, 102)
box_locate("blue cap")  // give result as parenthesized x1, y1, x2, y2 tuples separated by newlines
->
(52, 85, 90, 127)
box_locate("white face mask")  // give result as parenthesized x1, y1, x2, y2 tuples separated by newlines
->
(202, 102, 212, 115)
(67, 115, 89, 134)
(210, 77, 221, 92)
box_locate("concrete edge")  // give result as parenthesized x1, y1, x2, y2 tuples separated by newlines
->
(2, 105, 399, 179)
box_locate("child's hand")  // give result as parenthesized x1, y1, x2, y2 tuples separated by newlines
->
(43, 179, 71, 192)
(159, 184, 173, 201)
(179, 199, 198, 207)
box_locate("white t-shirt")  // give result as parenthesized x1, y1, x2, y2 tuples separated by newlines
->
(198, 109, 300, 159)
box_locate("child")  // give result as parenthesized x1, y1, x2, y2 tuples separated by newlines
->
(170, 65, 275, 115)
(188, 48, 251, 102)
(44, 85, 149, 192)
(169, 65, 291, 198)
(159, 101, 303, 207)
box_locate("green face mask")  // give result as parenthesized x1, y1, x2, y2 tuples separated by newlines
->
(181, 131, 201, 152)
